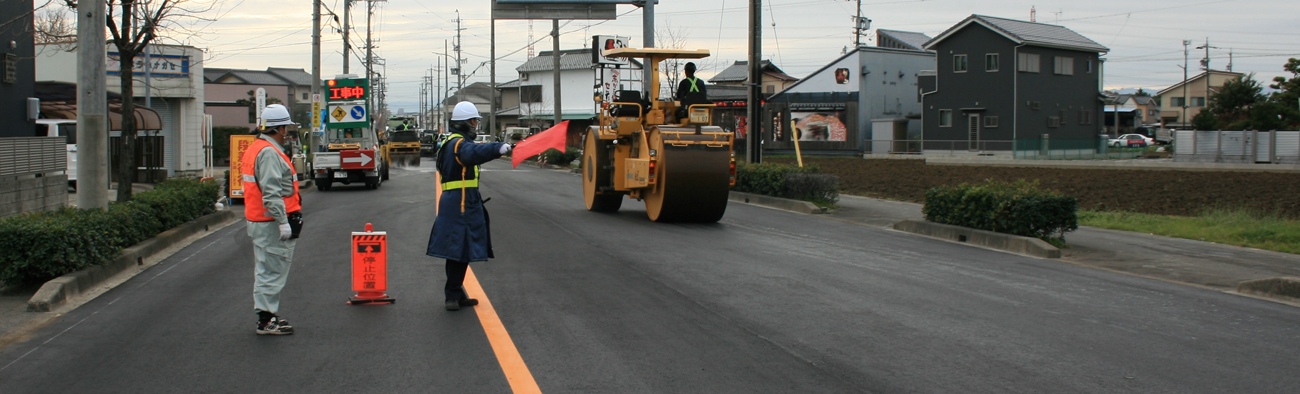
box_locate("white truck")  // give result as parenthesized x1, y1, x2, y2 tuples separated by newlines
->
(35, 119, 77, 189)
(312, 125, 388, 190)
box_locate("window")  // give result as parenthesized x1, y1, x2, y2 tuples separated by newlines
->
(1190, 97, 1206, 107)
(520, 85, 543, 103)
(984, 116, 999, 128)
(1018, 53, 1040, 73)
(953, 54, 968, 73)
(1170, 97, 1186, 108)
(985, 53, 999, 72)
(1047, 116, 1061, 128)
(1079, 110, 1093, 125)
(1086, 59, 1093, 73)
(302, 92, 308, 100)
(766, 85, 774, 94)
(938, 109, 953, 127)
(1054, 57, 1074, 75)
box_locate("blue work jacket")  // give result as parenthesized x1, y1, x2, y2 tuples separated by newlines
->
(426, 129, 507, 262)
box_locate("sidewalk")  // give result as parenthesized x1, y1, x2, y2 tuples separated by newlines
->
(828, 194, 1300, 297)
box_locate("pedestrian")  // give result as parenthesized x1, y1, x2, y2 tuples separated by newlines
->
(427, 102, 512, 311)
(675, 62, 709, 121)
(242, 104, 303, 335)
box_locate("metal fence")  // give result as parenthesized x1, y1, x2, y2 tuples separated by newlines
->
(1013, 137, 1145, 160)
(1174, 130, 1300, 164)
(0, 137, 66, 177)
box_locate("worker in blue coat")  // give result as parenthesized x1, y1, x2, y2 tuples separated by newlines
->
(427, 101, 512, 311)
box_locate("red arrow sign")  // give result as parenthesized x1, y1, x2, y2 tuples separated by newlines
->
(341, 149, 375, 169)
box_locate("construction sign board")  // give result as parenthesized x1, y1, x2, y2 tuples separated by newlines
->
(351, 231, 388, 293)
(228, 135, 257, 200)
(326, 100, 368, 129)
(340, 149, 377, 170)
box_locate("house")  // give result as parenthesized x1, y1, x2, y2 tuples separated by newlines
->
(920, 15, 1109, 153)
(493, 79, 523, 134)
(1102, 93, 1161, 135)
(765, 45, 935, 155)
(1, 2, 64, 217)
(440, 81, 496, 127)
(513, 48, 643, 145)
(709, 60, 797, 96)
(204, 67, 315, 130)
(876, 29, 932, 51)
(36, 43, 207, 178)
(1154, 70, 1243, 128)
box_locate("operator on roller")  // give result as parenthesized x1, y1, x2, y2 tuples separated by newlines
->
(427, 101, 512, 311)
(241, 104, 302, 335)
(675, 62, 709, 121)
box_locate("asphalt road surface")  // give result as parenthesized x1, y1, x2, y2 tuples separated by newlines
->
(1, 159, 1297, 393)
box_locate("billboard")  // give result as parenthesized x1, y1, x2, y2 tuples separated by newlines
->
(592, 35, 630, 66)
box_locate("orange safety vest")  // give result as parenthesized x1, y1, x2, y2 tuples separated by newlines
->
(241, 138, 302, 221)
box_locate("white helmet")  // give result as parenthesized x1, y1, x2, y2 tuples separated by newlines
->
(262, 104, 294, 128)
(451, 101, 482, 121)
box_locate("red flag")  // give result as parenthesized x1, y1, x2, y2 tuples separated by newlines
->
(512, 120, 569, 168)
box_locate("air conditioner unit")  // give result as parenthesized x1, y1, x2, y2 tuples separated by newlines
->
(520, 73, 529, 81)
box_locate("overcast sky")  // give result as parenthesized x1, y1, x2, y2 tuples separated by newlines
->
(149, 0, 1299, 113)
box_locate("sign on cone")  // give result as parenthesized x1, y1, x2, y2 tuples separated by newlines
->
(512, 121, 569, 168)
(349, 223, 396, 305)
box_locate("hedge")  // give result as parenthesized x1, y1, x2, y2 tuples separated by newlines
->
(539, 147, 581, 167)
(923, 179, 1078, 242)
(0, 178, 220, 288)
(734, 163, 840, 204)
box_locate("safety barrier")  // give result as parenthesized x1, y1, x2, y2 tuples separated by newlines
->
(1174, 130, 1300, 164)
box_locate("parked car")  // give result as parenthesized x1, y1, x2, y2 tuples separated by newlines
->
(34, 119, 77, 189)
(1109, 134, 1153, 148)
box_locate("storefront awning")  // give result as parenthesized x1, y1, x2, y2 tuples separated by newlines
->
(39, 102, 163, 131)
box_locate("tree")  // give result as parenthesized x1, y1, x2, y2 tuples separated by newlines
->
(656, 22, 713, 101)
(104, 0, 215, 201)
(33, 1, 76, 50)
(1268, 58, 1300, 130)
(1205, 73, 1263, 129)
(1192, 108, 1219, 131)
(1134, 88, 1151, 97)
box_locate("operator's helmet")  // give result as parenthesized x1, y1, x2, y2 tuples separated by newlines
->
(262, 104, 294, 131)
(451, 101, 482, 121)
(684, 62, 697, 73)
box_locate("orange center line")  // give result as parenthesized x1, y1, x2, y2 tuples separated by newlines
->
(437, 167, 541, 393)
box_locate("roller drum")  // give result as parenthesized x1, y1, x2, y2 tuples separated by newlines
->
(645, 141, 730, 222)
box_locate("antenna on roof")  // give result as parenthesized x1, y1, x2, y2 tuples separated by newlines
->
(1030, 6, 1036, 22)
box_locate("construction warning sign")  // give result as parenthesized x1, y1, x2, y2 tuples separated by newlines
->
(228, 134, 256, 200)
(351, 232, 388, 292)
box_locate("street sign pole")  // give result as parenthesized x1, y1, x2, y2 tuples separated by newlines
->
(256, 88, 267, 130)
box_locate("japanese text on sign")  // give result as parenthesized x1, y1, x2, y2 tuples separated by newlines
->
(329, 86, 367, 100)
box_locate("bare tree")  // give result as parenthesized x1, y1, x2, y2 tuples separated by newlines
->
(104, 0, 216, 201)
(655, 22, 714, 101)
(34, 1, 77, 51)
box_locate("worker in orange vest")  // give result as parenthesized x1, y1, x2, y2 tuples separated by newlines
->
(241, 104, 302, 335)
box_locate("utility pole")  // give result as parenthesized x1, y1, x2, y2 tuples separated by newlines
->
(343, 0, 353, 74)
(853, 0, 862, 47)
(312, 0, 321, 153)
(1182, 39, 1190, 126)
(1197, 38, 1218, 112)
(552, 19, 562, 125)
(454, 10, 465, 91)
(747, 0, 763, 164)
(77, 0, 108, 209)
(490, 5, 497, 137)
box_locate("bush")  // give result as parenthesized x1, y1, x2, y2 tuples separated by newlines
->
(923, 179, 1078, 242)
(0, 178, 221, 288)
(734, 163, 839, 204)
(540, 147, 581, 166)
(213, 126, 252, 164)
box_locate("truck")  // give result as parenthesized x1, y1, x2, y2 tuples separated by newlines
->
(35, 119, 78, 190)
(583, 48, 735, 222)
(313, 76, 388, 190)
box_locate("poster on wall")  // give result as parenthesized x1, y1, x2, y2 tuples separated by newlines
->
(834, 68, 851, 84)
(791, 103, 848, 141)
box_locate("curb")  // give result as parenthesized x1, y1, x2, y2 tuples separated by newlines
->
(892, 219, 1061, 259)
(729, 191, 822, 215)
(26, 209, 239, 312)
(1237, 277, 1300, 303)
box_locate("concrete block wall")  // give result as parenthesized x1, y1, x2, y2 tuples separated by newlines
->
(0, 175, 68, 218)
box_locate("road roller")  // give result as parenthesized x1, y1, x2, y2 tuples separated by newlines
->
(583, 48, 736, 222)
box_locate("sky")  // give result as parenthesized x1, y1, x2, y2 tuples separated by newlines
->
(132, 0, 1300, 113)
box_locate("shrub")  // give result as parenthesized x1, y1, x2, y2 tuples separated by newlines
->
(213, 126, 252, 164)
(540, 147, 581, 166)
(735, 163, 838, 204)
(923, 179, 1078, 242)
(0, 178, 221, 288)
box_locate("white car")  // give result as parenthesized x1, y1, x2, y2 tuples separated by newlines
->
(35, 119, 78, 188)
(1109, 134, 1154, 148)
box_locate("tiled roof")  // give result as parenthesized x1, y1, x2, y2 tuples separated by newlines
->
(204, 68, 231, 83)
(516, 49, 595, 72)
(926, 14, 1108, 53)
(266, 68, 314, 86)
(876, 29, 932, 50)
(709, 60, 795, 83)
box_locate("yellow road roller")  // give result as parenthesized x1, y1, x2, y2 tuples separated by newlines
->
(583, 48, 736, 222)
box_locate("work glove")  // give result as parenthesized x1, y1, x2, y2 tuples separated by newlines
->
(499, 144, 512, 154)
(279, 223, 293, 241)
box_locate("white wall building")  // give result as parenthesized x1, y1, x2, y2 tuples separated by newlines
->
(515, 49, 642, 127)
(36, 43, 206, 177)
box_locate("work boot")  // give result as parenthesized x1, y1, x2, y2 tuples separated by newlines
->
(445, 300, 461, 311)
(459, 298, 479, 307)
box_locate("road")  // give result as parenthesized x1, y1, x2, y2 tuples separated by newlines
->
(1, 159, 1297, 393)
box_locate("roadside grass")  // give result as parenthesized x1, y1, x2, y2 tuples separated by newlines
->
(1078, 209, 1300, 254)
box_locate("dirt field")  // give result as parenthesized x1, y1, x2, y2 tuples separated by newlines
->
(766, 157, 1300, 219)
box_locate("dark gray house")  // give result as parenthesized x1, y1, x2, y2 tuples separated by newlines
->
(920, 15, 1108, 152)
(1, 0, 36, 138)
